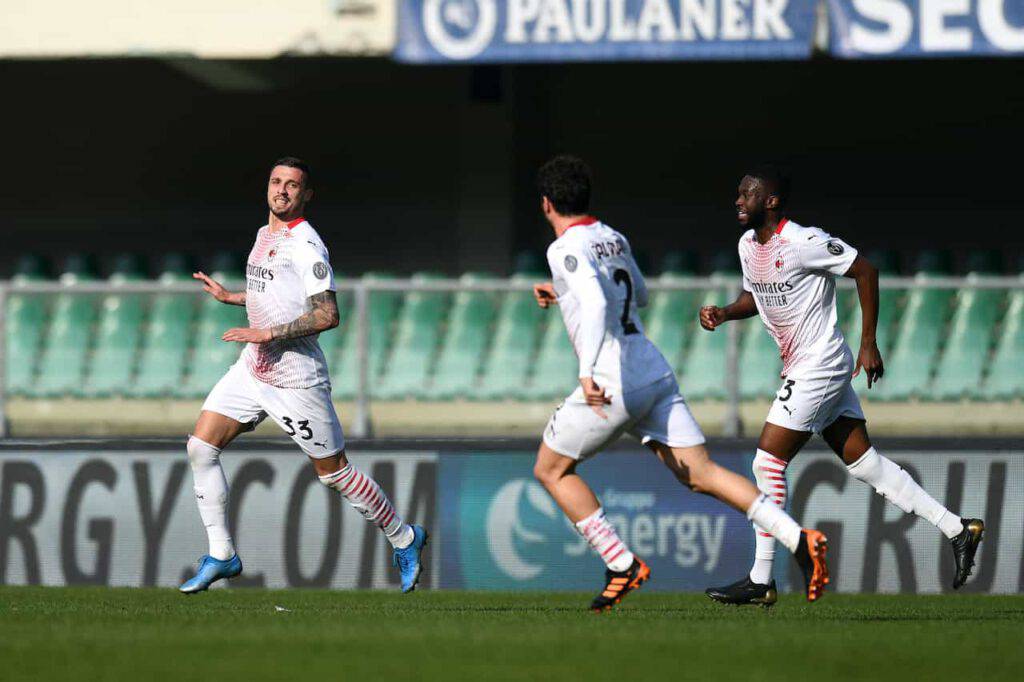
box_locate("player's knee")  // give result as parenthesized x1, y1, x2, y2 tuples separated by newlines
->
(187, 435, 221, 470)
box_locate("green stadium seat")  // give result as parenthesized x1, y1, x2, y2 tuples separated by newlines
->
(931, 279, 1004, 400)
(709, 250, 740, 276)
(376, 273, 449, 400)
(13, 254, 48, 279)
(158, 252, 193, 278)
(523, 313, 578, 400)
(5, 274, 49, 396)
(177, 270, 247, 398)
(739, 317, 781, 399)
(471, 277, 545, 400)
(980, 288, 1024, 400)
(130, 274, 195, 398)
(61, 254, 97, 279)
(680, 288, 729, 399)
(332, 273, 401, 399)
(513, 251, 545, 276)
(643, 275, 700, 374)
(109, 253, 144, 278)
(660, 251, 698, 276)
(32, 271, 99, 398)
(429, 274, 499, 400)
(82, 273, 146, 397)
(964, 250, 1001, 275)
(872, 275, 954, 401)
(915, 250, 952, 275)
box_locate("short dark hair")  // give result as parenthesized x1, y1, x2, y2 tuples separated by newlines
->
(537, 155, 592, 215)
(747, 165, 790, 207)
(271, 156, 312, 187)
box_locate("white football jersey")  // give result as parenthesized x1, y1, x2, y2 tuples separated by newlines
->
(738, 218, 858, 377)
(241, 218, 335, 388)
(547, 218, 673, 392)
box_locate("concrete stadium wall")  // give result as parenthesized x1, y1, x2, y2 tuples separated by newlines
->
(1, 444, 1021, 593)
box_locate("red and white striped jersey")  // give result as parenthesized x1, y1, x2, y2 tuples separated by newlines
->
(241, 218, 335, 388)
(738, 219, 858, 377)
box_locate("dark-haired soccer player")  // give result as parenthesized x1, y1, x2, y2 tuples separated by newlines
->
(180, 158, 427, 593)
(531, 156, 830, 612)
(702, 167, 984, 606)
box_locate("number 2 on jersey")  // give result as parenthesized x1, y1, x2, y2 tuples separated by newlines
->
(612, 269, 639, 335)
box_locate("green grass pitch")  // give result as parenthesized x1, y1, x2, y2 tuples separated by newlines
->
(2, 587, 1022, 681)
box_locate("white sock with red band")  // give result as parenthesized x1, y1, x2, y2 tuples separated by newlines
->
(575, 507, 635, 573)
(747, 494, 802, 554)
(750, 449, 788, 584)
(320, 465, 415, 549)
(846, 447, 964, 539)
(187, 435, 235, 561)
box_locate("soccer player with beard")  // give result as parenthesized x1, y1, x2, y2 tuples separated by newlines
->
(702, 167, 984, 606)
(179, 157, 427, 594)
(531, 156, 830, 612)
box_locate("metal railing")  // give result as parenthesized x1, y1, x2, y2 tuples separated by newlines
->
(0, 274, 1021, 439)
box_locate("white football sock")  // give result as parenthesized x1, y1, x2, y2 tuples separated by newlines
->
(747, 494, 801, 554)
(187, 435, 235, 561)
(320, 465, 414, 549)
(749, 450, 788, 585)
(846, 447, 964, 539)
(575, 507, 635, 573)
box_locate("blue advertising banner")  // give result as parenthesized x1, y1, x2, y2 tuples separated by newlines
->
(438, 450, 756, 591)
(395, 0, 817, 63)
(829, 0, 1024, 58)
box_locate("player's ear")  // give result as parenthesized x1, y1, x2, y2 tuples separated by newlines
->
(765, 194, 779, 210)
(541, 196, 552, 214)
(303, 188, 314, 204)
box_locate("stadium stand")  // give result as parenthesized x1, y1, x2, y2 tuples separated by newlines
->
(3, 250, 1022, 412)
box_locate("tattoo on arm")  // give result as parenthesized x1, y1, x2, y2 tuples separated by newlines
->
(269, 291, 340, 341)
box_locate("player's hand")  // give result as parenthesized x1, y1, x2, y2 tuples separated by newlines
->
(580, 376, 611, 419)
(854, 340, 885, 389)
(194, 271, 231, 303)
(533, 282, 558, 308)
(222, 327, 272, 344)
(699, 305, 726, 331)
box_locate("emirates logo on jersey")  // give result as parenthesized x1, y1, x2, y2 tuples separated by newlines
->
(775, 257, 784, 272)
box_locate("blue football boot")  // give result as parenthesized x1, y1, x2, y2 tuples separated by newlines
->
(392, 525, 428, 593)
(179, 554, 243, 594)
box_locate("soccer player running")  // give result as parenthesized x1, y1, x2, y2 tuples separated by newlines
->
(702, 167, 984, 607)
(179, 157, 427, 593)
(531, 156, 830, 612)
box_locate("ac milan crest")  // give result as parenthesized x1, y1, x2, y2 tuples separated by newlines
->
(775, 257, 784, 272)
(268, 249, 277, 261)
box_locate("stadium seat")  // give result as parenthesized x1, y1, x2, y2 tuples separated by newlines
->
(843, 251, 902, 375)
(109, 253, 144, 278)
(964, 250, 1002, 275)
(32, 270, 99, 397)
(158, 252, 193, 278)
(332, 273, 401, 399)
(513, 251, 545, 276)
(429, 274, 499, 400)
(177, 269, 247, 398)
(130, 272, 195, 398)
(5, 273, 48, 396)
(708, 250, 740, 276)
(82, 272, 146, 397)
(643, 274, 700, 374)
(931, 278, 1004, 400)
(471, 277, 545, 400)
(659, 251, 698, 276)
(679, 288, 729, 399)
(523, 313, 578, 400)
(376, 273, 449, 400)
(980, 288, 1024, 400)
(872, 274, 954, 401)
(739, 317, 780, 400)
(13, 254, 49, 279)
(915, 250, 952, 275)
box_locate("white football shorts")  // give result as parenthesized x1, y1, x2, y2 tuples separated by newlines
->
(765, 367, 865, 434)
(202, 361, 345, 458)
(543, 375, 706, 461)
